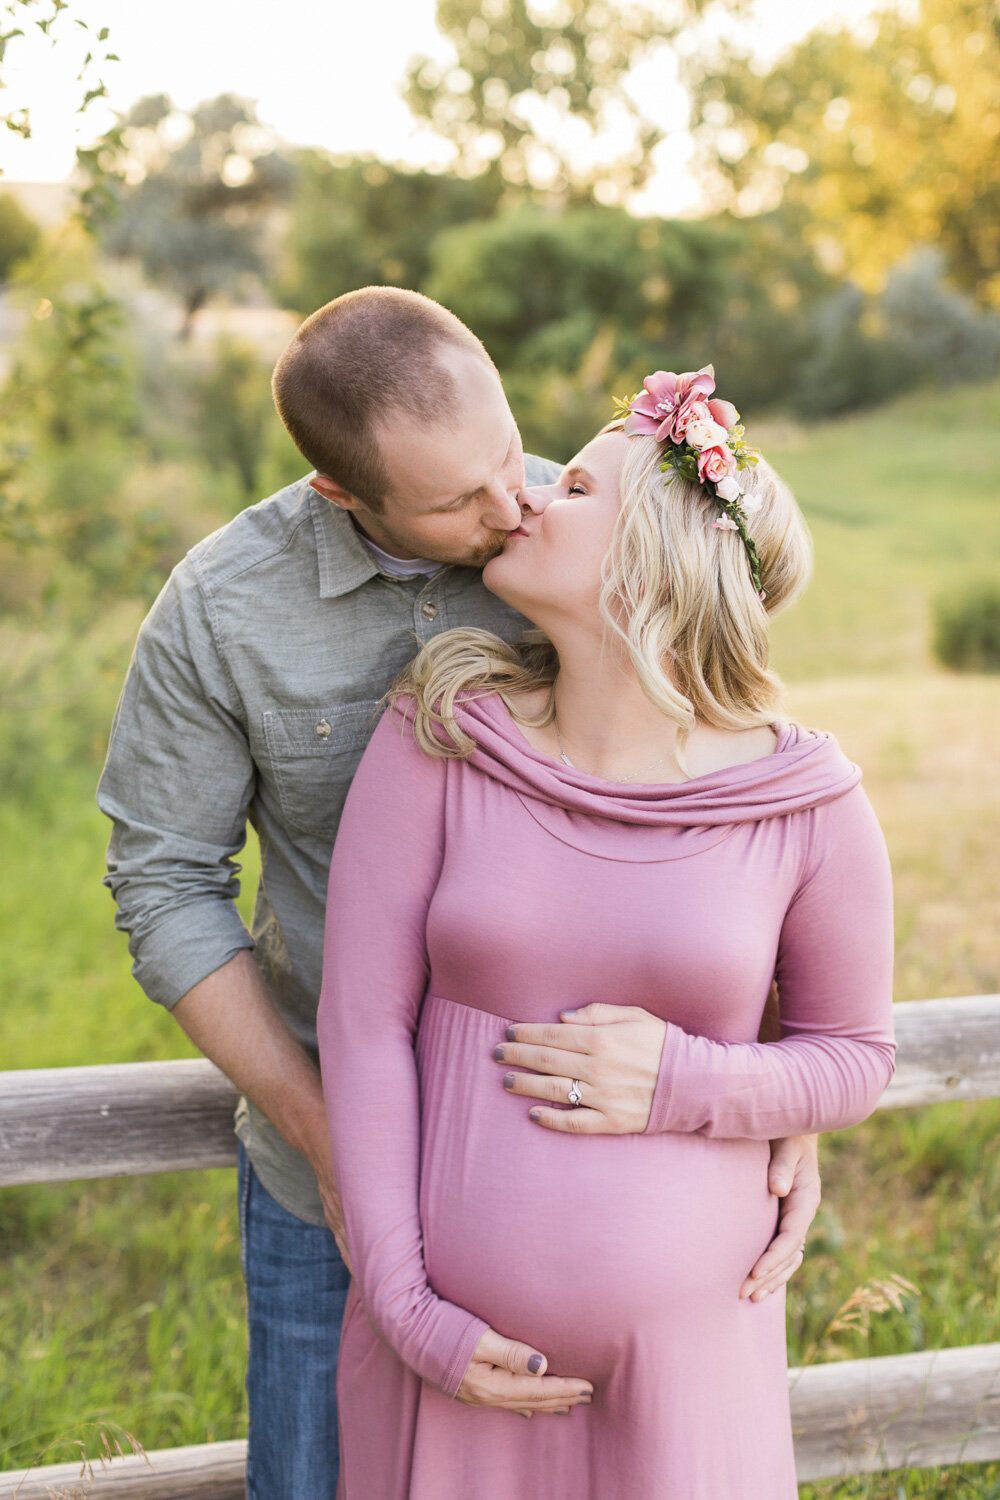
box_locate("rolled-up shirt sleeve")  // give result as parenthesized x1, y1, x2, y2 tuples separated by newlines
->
(642, 783, 896, 1139)
(96, 556, 257, 1008)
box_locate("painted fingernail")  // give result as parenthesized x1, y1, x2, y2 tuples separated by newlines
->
(756, 1288, 771, 1300)
(529, 1108, 541, 1122)
(528, 1353, 543, 1373)
(503, 1072, 516, 1089)
(505, 1025, 517, 1041)
(493, 1045, 505, 1061)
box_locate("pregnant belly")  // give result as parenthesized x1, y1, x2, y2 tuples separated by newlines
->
(416, 993, 779, 1380)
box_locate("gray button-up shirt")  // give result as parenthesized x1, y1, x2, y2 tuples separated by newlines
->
(97, 456, 560, 1225)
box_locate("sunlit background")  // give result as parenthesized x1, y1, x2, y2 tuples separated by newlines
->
(1, 1, 998, 1494)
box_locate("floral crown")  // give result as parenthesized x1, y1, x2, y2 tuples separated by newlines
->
(613, 365, 766, 602)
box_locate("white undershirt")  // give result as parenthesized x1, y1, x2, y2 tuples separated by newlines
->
(357, 529, 444, 579)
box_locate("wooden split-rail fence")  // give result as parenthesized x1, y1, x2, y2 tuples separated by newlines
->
(2, 994, 999, 1497)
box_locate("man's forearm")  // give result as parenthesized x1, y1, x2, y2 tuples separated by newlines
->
(171, 950, 329, 1170)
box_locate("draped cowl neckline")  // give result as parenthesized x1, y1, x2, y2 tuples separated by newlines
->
(411, 689, 863, 864)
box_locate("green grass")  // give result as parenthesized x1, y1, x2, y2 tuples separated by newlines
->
(761, 380, 1000, 680)
(2, 381, 999, 1492)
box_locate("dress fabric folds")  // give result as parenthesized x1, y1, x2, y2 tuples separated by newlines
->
(317, 690, 896, 1500)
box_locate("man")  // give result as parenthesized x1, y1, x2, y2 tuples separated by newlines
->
(97, 286, 820, 1499)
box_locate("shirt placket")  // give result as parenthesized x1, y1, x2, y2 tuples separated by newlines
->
(412, 568, 454, 641)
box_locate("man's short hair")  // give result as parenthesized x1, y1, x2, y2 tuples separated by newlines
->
(271, 286, 494, 511)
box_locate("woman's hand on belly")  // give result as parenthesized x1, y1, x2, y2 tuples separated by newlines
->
(493, 1003, 666, 1134)
(456, 1328, 594, 1418)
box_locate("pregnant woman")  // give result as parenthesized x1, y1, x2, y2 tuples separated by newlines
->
(316, 367, 896, 1499)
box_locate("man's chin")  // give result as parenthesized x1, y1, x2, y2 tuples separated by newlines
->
(459, 531, 513, 569)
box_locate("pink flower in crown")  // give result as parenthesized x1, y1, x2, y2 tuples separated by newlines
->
(624, 365, 718, 443)
(706, 398, 740, 431)
(697, 444, 737, 485)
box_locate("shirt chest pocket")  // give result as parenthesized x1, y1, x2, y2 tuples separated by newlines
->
(263, 699, 384, 841)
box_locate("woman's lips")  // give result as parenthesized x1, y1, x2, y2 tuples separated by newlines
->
(507, 525, 530, 538)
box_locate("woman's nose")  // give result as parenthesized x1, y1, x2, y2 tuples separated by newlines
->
(518, 484, 554, 515)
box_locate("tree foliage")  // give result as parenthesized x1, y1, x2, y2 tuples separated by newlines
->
(404, 0, 746, 203)
(0, 0, 118, 151)
(87, 93, 294, 334)
(277, 151, 503, 313)
(0, 191, 41, 279)
(689, 0, 1000, 307)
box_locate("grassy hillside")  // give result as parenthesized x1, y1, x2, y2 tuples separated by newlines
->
(763, 380, 1000, 680)
(1, 382, 998, 1494)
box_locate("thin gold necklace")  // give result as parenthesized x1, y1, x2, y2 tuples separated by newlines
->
(552, 710, 676, 784)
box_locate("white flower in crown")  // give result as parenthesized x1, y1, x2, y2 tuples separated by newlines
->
(714, 474, 743, 503)
(712, 515, 739, 530)
(685, 414, 731, 450)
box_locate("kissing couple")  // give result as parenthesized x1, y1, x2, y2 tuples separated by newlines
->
(99, 286, 896, 1499)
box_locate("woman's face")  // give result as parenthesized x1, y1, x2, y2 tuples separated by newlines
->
(482, 429, 627, 629)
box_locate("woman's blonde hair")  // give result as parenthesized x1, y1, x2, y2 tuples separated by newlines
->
(388, 418, 814, 779)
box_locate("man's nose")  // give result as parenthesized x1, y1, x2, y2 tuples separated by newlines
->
(483, 486, 523, 532)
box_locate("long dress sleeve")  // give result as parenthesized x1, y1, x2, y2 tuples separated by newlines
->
(316, 702, 490, 1400)
(642, 783, 896, 1139)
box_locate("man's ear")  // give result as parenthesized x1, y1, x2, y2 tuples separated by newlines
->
(309, 473, 358, 513)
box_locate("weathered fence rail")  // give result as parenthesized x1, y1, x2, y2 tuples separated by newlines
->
(2, 993, 999, 1494)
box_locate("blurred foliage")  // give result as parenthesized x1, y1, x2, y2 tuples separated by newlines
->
(82, 93, 294, 334)
(189, 338, 304, 502)
(404, 0, 748, 203)
(932, 579, 1000, 673)
(0, 227, 300, 793)
(0, 0, 118, 152)
(0, 191, 41, 279)
(277, 151, 503, 314)
(689, 0, 1000, 307)
(0, 229, 154, 584)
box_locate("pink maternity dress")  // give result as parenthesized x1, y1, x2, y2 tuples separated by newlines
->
(316, 690, 896, 1500)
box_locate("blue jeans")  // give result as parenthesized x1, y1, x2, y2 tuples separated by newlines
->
(237, 1140, 352, 1499)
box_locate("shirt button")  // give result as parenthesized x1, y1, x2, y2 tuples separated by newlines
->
(316, 720, 332, 738)
(421, 601, 438, 620)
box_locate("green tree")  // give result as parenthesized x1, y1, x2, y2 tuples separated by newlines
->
(688, 0, 1000, 306)
(277, 151, 503, 314)
(191, 339, 288, 502)
(404, 0, 745, 204)
(0, 192, 41, 280)
(0, 0, 117, 150)
(423, 200, 838, 413)
(89, 93, 294, 335)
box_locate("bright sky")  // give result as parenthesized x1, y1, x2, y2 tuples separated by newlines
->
(0, 0, 881, 216)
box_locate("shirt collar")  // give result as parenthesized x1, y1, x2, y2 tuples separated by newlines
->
(308, 480, 383, 599)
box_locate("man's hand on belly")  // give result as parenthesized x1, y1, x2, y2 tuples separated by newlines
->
(739, 1133, 821, 1303)
(491, 1002, 666, 1134)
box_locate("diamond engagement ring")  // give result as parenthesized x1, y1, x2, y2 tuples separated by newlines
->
(567, 1080, 584, 1106)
